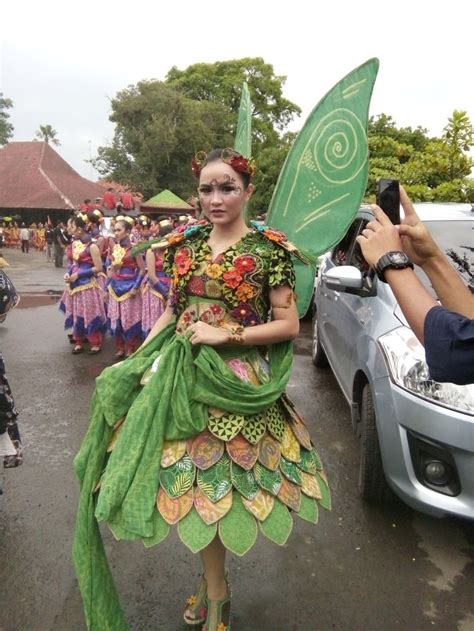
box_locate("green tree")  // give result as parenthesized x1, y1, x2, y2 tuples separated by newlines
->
(92, 81, 233, 198)
(249, 132, 296, 217)
(367, 112, 474, 202)
(0, 93, 14, 145)
(36, 124, 60, 145)
(442, 109, 473, 180)
(166, 57, 301, 149)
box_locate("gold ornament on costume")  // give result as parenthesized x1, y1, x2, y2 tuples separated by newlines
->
(72, 240, 87, 261)
(112, 243, 126, 266)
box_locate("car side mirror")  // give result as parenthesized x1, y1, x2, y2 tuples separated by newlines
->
(322, 266, 365, 293)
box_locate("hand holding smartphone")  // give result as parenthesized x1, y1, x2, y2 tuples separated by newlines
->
(376, 178, 400, 224)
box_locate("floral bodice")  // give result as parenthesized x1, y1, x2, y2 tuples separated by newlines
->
(162, 222, 295, 328)
(71, 239, 93, 267)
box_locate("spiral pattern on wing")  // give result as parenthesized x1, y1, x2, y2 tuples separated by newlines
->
(312, 108, 367, 184)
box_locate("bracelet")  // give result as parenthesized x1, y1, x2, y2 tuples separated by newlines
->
(227, 324, 246, 344)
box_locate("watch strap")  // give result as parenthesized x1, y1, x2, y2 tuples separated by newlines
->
(375, 251, 413, 282)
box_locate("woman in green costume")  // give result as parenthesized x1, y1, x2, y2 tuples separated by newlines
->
(73, 148, 330, 631)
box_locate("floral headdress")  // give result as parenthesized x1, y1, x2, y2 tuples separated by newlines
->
(191, 148, 257, 179)
(76, 212, 90, 224)
(115, 214, 135, 227)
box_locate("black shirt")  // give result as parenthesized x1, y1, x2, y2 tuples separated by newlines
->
(424, 306, 474, 386)
(45, 227, 55, 244)
(53, 227, 70, 246)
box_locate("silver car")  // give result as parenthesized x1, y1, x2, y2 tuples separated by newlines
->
(313, 203, 474, 519)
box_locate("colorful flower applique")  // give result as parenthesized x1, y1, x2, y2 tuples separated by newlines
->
(235, 283, 255, 302)
(187, 275, 206, 296)
(175, 248, 192, 275)
(233, 255, 256, 275)
(206, 263, 224, 279)
(250, 221, 287, 243)
(222, 268, 242, 289)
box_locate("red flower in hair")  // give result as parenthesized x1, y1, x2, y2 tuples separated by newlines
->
(191, 157, 201, 178)
(229, 155, 257, 177)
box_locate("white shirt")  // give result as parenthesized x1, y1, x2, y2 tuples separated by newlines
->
(20, 228, 30, 240)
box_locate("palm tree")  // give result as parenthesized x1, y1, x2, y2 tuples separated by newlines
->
(35, 124, 60, 146)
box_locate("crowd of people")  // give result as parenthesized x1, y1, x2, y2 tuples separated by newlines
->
(58, 210, 194, 358)
(0, 221, 47, 252)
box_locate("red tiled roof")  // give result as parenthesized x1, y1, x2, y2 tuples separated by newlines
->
(0, 141, 106, 210)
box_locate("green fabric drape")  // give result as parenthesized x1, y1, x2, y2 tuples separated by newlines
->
(73, 323, 293, 630)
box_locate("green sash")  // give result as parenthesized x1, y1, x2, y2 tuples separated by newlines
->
(73, 322, 293, 630)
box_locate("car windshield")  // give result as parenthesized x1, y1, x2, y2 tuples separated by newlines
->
(416, 220, 474, 295)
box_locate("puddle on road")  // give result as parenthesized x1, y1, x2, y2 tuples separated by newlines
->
(17, 291, 62, 308)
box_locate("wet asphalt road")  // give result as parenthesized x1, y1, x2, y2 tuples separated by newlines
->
(0, 250, 473, 631)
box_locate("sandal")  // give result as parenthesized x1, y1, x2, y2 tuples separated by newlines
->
(72, 344, 83, 354)
(184, 572, 230, 627)
(89, 346, 102, 355)
(202, 590, 231, 631)
(114, 351, 125, 360)
(183, 574, 208, 626)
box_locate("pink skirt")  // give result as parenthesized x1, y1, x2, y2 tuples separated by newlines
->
(60, 284, 107, 338)
(141, 284, 166, 336)
(107, 291, 143, 341)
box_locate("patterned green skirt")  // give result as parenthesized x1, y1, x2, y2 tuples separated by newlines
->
(98, 349, 330, 556)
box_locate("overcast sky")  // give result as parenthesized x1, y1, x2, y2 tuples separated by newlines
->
(1, 0, 473, 181)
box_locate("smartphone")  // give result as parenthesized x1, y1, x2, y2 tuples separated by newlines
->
(376, 178, 400, 224)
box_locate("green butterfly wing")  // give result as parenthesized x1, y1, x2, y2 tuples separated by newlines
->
(234, 82, 252, 225)
(234, 81, 252, 158)
(267, 58, 379, 316)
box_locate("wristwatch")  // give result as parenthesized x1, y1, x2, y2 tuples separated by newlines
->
(375, 251, 414, 282)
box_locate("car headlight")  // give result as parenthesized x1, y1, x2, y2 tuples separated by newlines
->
(378, 326, 474, 415)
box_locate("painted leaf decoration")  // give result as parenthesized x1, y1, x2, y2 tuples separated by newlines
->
(219, 493, 258, 556)
(178, 508, 217, 554)
(259, 499, 293, 546)
(266, 58, 379, 316)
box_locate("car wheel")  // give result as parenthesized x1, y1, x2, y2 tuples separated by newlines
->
(311, 309, 329, 368)
(358, 383, 391, 502)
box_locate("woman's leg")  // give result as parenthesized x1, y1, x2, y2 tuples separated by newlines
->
(115, 334, 126, 356)
(87, 331, 102, 350)
(199, 536, 227, 600)
(184, 535, 227, 625)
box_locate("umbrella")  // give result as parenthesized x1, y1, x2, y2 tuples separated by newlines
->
(3, 217, 12, 222)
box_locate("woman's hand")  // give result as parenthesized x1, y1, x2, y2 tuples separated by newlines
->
(64, 273, 70, 283)
(186, 321, 229, 346)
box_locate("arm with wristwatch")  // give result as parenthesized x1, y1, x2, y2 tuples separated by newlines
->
(356, 186, 474, 385)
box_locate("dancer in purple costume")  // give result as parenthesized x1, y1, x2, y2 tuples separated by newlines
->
(107, 217, 145, 358)
(59, 215, 107, 354)
(141, 246, 171, 338)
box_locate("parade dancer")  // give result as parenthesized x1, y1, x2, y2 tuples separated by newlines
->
(59, 215, 107, 354)
(73, 149, 330, 631)
(106, 217, 145, 359)
(141, 237, 171, 338)
(87, 210, 109, 305)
